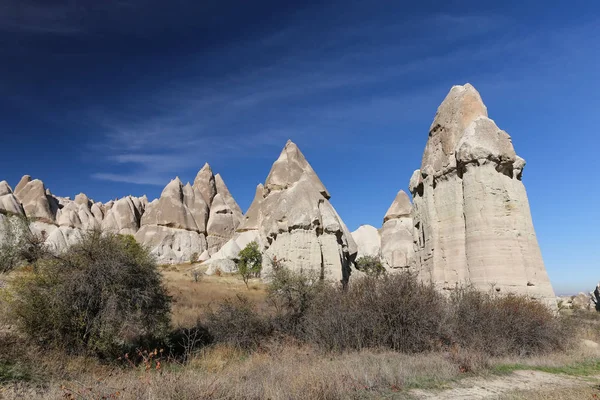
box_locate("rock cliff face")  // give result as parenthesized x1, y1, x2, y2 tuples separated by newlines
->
(234, 140, 357, 282)
(134, 165, 242, 264)
(379, 190, 414, 271)
(409, 84, 555, 306)
(351, 225, 381, 259)
(0, 165, 242, 264)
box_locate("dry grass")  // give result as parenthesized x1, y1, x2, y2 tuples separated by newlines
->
(2, 266, 600, 399)
(1, 344, 462, 399)
(161, 263, 268, 327)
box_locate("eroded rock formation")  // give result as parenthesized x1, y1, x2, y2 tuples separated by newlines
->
(380, 190, 414, 271)
(230, 140, 357, 282)
(409, 84, 555, 306)
(351, 225, 380, 259)
(0, 165, 242, 264)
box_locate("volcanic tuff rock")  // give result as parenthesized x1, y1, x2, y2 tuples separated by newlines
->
(233, 140, 357, 282)
(351, 225, 381, 259)
(135, 166, 243, 263)
(379, 190, 414, 271)
(13, 178, 55, 222)
(1, 167, 241, 263)
(0, 181, 24, 216)
(409, 83, 555, 306)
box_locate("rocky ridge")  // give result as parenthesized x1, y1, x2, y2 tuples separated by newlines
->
(0, 164, 242, 264)
(206, 140, 358, 283)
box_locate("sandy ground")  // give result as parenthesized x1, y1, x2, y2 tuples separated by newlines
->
(411, 370, 600, 399)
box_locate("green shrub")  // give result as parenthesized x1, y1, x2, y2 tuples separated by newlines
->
(237, 241, 262, 288)
(355, 255, 386, 278)
(5, 231, 171, 358)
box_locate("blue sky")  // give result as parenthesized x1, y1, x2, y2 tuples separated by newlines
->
(1, 0, 598, 294)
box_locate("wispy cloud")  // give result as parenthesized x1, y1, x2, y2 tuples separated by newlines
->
(86, 11, 516, 184)
(90, 10, 592, 186)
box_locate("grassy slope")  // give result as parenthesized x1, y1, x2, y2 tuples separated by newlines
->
(1, 265, 599, 399)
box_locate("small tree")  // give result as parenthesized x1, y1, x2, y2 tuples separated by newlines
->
(356, 255, 386, 278)
(5, 230, 171, 357)
(237, 241, 262, 288)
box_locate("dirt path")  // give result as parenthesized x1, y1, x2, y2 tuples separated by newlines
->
(410, 370, 600, 399)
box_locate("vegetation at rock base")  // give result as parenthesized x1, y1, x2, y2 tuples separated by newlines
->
(355, 255, 386, 278)
(0, 244, 595, 399)
(237, 241, 262, 288)
(3, 230, 171, 358)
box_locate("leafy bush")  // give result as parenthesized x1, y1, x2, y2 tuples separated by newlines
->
(237, 241, 262, 288)
(355, 255, 386, 278)
(204, 294, 271, 350)
(5, 231, 171, 357)
(190, 252, 199, 264)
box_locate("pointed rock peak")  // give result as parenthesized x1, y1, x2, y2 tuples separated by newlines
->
(193, 163, 217, 205)
(15, 175, 32, 195)
(161, 177, 184, 199)
(215, 173, 243, 215)
(384, 190, 412, 222)
(265, 140, 330, 199)
(0, 181, 13, 196)
(421, 84, 489, 174)
(210, 193, 231, 214)
(237, 183, 264, 232)
(74, 193, 90, 206)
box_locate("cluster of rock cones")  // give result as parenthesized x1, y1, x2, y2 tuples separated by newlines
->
(0, 84, 559, 307)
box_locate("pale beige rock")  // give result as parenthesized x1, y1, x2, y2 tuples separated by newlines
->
(238, 184, 264, 231)
(193, 163, 217, 206)
(30, 221, 82, 254)
(74, 193, 90, 207)
(101, 196, 141, 235)
(204, 258, 237, 275)
(215, 173, 243, 222)
(264, 140, 330, 199)
(14, 175, 31, 197)
(134, 225, 207, 264)
(206, 194, 238, 255)
(207, 230, 260, 264)
(141, 178, 199, 232)
(380, 190, 414, 271)
(0, 181, 11, 197)
(56, 202, 82, 228)
(571, 293, 593, 310)
(90, 203, 104, 222)
(198, 249, 210, 262)
(0, 181, 24, 215)
(14, 178, 55, 222)
(246, 141, 356, 283)
(383, 190, 412, 222)
(181, 183, 209, 233)
(351, 225, 381, 258)
(411, 84, 556, 307)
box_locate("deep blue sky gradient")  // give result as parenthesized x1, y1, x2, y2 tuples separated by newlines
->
(1, 0, 598, 294)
